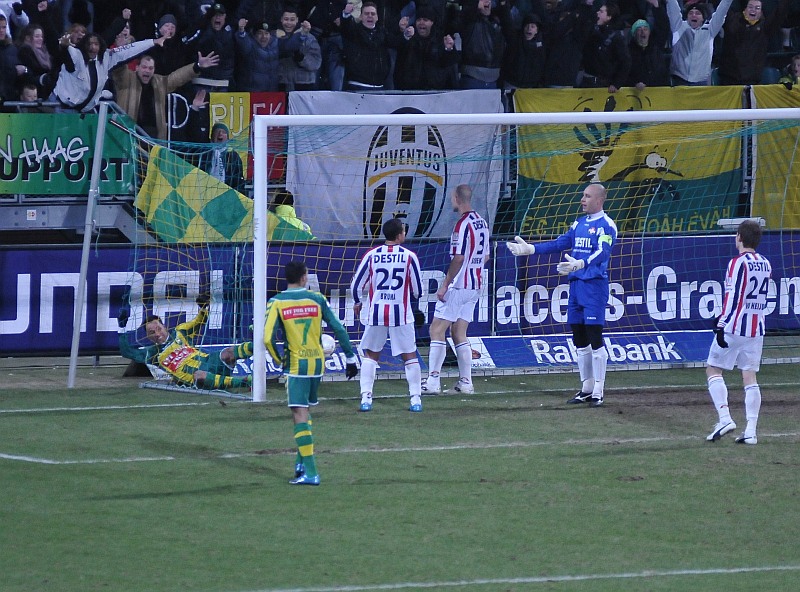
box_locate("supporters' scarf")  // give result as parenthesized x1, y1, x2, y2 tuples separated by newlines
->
(26, 42, 52, 70)
(743, 11, 761, 25)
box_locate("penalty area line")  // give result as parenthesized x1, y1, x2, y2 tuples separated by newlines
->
(0, 402, 213, 414)
(238, 564, 800, 592)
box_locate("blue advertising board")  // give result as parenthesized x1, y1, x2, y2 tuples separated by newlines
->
(1, 235, 798, 364)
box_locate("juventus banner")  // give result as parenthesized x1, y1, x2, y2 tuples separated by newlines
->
(286, 90, 504, 240)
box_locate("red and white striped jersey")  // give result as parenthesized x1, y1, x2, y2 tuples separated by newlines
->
(718, 251, 772, 337)
(351, 244, 423, 327)
(449, 211, 490, 290)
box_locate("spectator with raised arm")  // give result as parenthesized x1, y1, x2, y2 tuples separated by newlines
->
(186, 3, 235, 90)
(113, 50, 218, 139)
(339, 1, 402, 91)
(394, 4, 459, 90)
(666, 0, 732, 86)
(277, 6, 321, 91)
(52, 29, 164, 112)
(0, 1, 29, 39)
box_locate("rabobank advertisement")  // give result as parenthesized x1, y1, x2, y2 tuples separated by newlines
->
(1, 235, 799, 366)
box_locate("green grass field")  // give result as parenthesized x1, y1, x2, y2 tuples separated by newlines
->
(1, 359, 799, 592)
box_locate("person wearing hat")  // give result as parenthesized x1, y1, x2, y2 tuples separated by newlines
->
(625, 9, 670, 90)
(501, 12, 546, 89)
(187, 2, 235, 90)
(198, 121, 246, 193)
(667, 0, 732, 85)
(148, 13, 193, 75)
(234, 18, 280, 91)
(717, 0, 790, 86)
(394, 4, 459, 90)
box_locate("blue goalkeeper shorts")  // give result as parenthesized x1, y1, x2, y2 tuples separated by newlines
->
(567, 278, 608, 326)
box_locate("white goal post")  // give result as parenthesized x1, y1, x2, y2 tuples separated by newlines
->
(250, 108, 800, 402)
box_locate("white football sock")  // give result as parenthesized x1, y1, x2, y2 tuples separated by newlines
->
(405, 358, 421, 398)
(576, 345, 594, 393)
(744, 383, 761, 435)
(591, 346, 608, 397)
(455, 341, 473, 384)
(707, 375, 732, 423)
(428, 341, 447, 377)
(359, 357, 378, 395)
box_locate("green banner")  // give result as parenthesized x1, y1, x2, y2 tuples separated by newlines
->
(0, 113, 135, 196)
(513, 87, 743, 234)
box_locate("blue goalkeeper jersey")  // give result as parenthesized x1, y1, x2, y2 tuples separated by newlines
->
(534, 211, 617, 281)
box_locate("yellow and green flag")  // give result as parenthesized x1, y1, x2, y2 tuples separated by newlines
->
(136, 146, 314, 243)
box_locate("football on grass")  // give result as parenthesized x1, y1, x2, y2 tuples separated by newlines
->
(321, 334, 336, 357)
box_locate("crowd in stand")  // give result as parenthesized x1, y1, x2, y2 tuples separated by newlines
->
(2, 0, 800, 124)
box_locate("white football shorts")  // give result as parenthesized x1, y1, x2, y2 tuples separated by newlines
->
(707, 333, 764, 372)
(434, 287, 480, 323)
(360, 323, 417, 356)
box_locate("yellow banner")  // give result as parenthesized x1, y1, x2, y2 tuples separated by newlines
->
(750, 86, 800, 229)
(514, 87, 743, 184)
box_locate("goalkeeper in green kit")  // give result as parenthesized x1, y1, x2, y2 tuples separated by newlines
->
(118, 294, 253, 390)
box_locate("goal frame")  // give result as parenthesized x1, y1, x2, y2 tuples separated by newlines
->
(250, 108, 800, 402)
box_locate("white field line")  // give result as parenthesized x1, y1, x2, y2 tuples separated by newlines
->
(2, 433, 799, 465)
(237, 565, 800, 592)
(0, 402, 212, 414)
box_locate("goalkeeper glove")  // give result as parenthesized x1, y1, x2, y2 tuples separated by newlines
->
(117, 306, 130, 331)
(345, 355, 358, 379)
(196, 293, 211, 309)
(713, 326, 728, 348)
(556, 254, 585, 275)
(506, 236, 535, 256)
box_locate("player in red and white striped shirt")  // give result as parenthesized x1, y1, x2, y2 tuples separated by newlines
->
(705, 219, 772, 445)
(351, 218, 424, 412)
(423, 184, 490, 395)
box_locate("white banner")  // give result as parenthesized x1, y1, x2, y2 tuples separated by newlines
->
(286, 91, 504, 240)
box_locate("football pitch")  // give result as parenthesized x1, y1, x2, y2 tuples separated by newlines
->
(1, 359, 799, 592)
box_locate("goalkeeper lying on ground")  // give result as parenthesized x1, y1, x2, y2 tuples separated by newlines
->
(117, 295, 252, 390)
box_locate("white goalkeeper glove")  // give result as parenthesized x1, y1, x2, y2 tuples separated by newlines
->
(557, 254, 585, 275)
(506, 236, 535, 256)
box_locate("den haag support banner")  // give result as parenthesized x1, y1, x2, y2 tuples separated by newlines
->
(286, 90, 504, 240)
(750, 85, 800, 229)
(513, 86, 743, 235)
(0, 113, 135, 195)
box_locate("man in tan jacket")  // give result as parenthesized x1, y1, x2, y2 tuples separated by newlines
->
(113, 50, 218, 139)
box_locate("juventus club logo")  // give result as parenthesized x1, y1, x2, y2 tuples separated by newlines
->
(363, 107, 448, 238)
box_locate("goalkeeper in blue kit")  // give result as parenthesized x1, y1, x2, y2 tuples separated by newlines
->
(507, 183, 618, 407)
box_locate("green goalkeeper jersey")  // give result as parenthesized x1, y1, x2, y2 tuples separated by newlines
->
(264, 287, 354, 377)
(118, 309, 210, 385)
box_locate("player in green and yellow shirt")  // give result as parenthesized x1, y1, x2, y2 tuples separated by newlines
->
(118, 295, 253, 390)
(264, 261, 358, 485)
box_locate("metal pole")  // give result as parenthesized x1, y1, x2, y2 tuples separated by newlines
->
(68, 102, 110, 388)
